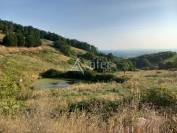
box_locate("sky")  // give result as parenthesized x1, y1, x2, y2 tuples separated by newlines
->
(0, 0, 177, 50)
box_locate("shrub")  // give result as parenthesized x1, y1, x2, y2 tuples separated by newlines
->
(117, 60, 135, 74)
(0, 71, 23, 115)
(40, 69, 62, 78)
(52, 97, 133, 120)
(0, 73, 20, 99)
(41, 69, 127, 83)
(113, 76, 129, 83)
(94, 74, 115, 82)
(61, 71, 84, 79)
(141, 88, 177, 107)
(83, 70, 96, 80)
(67, 99, 120, 114)
(3, 32, 17, 46)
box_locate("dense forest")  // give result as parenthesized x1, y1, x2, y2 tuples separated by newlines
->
(0, 19, 97, 53)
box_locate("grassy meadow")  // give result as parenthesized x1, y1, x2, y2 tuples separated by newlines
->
(0, 47, 176, 133)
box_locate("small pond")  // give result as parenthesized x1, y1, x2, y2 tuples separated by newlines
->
(32, 78, 75, 89)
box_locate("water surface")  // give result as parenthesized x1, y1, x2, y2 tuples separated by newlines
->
(32, 78, 74, 89)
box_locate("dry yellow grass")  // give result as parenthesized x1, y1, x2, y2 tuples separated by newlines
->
(0, 65, 177, 132)
(0, 34, 176, 132)
(71, 47, 87, 54)
(41, 39, 53, 46)
(0, 33, 5, 40)
(0, 105, 174, 133)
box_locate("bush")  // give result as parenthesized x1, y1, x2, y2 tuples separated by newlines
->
(52, 97, 133, 119)
(68, 99, 120, 114)
(3, 32, 17, 46)
(141, 88, 177, 107)
(117, 60, 135, 74)
(0, 73, 20, 99)
(0, 71, 23, 115)
(41, 69, 127, 83)
(94, 74, 115, 82)
(61, 71, 85, 79)
(40, 69, 62, 78)
(83, 70, 96, 80)
(113, 76, 129, 83)
(60, 70, 96, 81)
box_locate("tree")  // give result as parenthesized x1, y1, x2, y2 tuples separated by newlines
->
(54, 40, 71, 56)
(134, 58, 152, 69)
(117, 61, 132, 75)
(107, 53, 114, 60)
(16, 33, 25, 47)
(3, 32, 17, 46)
(25, 35, 35, 47)
(0, 19, 98, 50)
(25, 34, 41, 47)
(127, 60, 136, 71)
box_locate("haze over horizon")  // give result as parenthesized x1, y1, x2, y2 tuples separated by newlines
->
(1, 0, 177, 50)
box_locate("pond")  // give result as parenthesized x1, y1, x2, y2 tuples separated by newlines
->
(31, 78, 75, 89)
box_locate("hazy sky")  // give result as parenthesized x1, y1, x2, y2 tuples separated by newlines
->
(1, 0, 177, 50)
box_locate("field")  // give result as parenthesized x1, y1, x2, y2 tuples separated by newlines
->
(0, 46, 176, 133)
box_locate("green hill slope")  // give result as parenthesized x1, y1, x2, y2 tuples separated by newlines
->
(0, 46, 72, 88)
(130, 51, 177, 69)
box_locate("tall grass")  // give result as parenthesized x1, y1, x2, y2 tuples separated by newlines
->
(0, 48, 176, 133)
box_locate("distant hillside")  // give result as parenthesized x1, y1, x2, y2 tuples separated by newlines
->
(2, 19, 177, 71)
(103, 49, 177, 58)
(129, 51, 177, 69)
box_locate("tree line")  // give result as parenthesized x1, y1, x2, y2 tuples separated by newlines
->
(0, 19, 97, 53)
(0, 20, 41, 47)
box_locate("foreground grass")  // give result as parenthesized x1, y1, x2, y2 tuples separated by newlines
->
(0, 47, 176, 132)
(0, 70, 176, 132)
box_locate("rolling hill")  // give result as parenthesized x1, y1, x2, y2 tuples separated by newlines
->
(129, 51, 177, 69)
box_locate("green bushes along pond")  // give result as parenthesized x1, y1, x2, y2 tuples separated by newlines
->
(40, 69, 128, 83)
